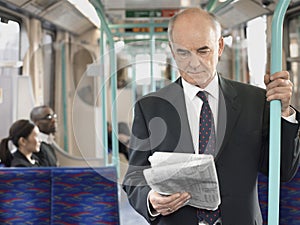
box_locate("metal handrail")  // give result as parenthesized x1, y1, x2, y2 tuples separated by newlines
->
(268, 0, 291, 224)
(90, 0, 120, 176)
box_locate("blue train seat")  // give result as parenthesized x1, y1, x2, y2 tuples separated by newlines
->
(0, 168, 51, 224)
(0, 167, 119, 225)
(258, 166, 300, 224)
(52, 167, 119, 224)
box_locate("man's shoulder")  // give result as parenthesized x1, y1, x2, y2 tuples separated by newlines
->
(140, 81, 182, 100)
(220, 76, 265, 91)
(40, 142, 53, 150)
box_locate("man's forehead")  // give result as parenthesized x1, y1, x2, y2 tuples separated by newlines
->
(171, 36, 212, 51)
(172, 27, 216, 50)
(40, 107, 53, 115)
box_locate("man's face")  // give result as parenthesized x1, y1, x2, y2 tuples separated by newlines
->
(170, 13, 224, 88)
(35, 107, 57, 135)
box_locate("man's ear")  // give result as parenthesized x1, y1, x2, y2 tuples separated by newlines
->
(169, 42, 175, 58)
(218, 37, 224, 56)
(35, 120, 42, 127)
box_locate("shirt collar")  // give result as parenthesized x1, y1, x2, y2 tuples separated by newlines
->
(38, 132, 53, 144)
(182, 74, 219, 101)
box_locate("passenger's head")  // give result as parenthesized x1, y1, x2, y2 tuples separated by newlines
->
(30, 106, 57, 135)
(0, 120, 40, 166)
(168, 7, 224, 88)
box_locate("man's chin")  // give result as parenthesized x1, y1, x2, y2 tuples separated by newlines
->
(50, 129, 57, 134)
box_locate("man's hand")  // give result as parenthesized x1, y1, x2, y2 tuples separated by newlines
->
(149, 191, 191, 216)
(264, 71, 293, 117)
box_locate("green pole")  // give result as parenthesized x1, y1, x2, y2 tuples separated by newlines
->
(132, 58, 136, 115)
(268, 0, 290, 224)
(235, 40, 240, 82)
(90, 0, 119, 176)
(206, 0, 218, 12)
(100, 27, 108, 165)
(61, 43, 69, 152)
(150, 18, 156, 92)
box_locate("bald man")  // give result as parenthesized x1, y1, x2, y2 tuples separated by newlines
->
(123, 8, 300, 225)
(30, 105, 58, 167)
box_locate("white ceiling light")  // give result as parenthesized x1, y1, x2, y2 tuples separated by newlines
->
(181, 0, 191, 7)
(68, 0, 100, 28)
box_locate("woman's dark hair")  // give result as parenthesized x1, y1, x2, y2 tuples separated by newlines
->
(0, 120, 35, 167)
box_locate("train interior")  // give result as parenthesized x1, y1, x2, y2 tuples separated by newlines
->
(0, 0, 299, 224)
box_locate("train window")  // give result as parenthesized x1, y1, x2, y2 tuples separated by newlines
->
(117, 54, 131, 89)
(0, 18, 20, 76)
(73, 46, 94, 105)
(246, 16, 267, 87)
(135, 53, 167, 93)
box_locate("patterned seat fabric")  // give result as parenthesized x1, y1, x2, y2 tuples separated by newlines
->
(258, 167, 300, 225)
(0, 167, 119, 225)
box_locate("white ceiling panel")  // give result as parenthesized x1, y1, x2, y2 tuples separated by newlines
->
(103, 0, 205, 10)
(126, 0, 182, 9)
(103, 0, 125, 9)
(22, 0, 59, 14)
(40, 1, 94, 35)
(216, 0, 270, 28)
(0, 0, 283, 34)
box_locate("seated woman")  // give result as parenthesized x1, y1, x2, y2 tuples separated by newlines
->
(0, 119, 41, 167)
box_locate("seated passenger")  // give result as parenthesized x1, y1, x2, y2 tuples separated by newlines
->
(0, 119, 41, 167)
(30, 106, 59, 167)
(107, 122, 129, 160)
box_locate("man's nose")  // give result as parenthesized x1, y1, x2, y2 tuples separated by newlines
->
(189, 53, 201, 68)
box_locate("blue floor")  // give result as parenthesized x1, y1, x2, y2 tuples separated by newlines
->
(119, 187, 149, 225)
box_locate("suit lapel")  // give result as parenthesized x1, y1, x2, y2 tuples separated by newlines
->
(162, 79, 195, 154)
(160, 76, 242, 156)
(215, 76, 242, 160)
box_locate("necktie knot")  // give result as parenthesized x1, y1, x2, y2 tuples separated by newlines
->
(197, 91, 208, 103)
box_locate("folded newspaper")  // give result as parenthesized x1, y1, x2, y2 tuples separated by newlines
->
(143, 152, 221, 210)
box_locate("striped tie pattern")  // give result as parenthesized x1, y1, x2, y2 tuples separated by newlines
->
(196, 91, 220, 225)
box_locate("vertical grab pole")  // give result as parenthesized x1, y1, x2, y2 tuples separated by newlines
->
(90, 0, 120, 177)
(206, 0, 218, 12)
(100, 27, 108, 166)
(268, 0, 290, 224)
(61, 43, 69, 152)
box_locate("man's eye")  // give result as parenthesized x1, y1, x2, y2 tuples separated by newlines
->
(198, 49, 210, 56)
(177, 50, 190, 58)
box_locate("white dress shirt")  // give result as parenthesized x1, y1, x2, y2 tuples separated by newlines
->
(39, 132, 54, 144)
(182, 74, 297, 154)
(182, 75, 219, 154)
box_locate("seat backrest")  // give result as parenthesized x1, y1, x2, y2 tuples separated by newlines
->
(258, 167, 300, 225)
(51, 167, 119, 225)
(0, 167, 119, 225)
(0, 168, 51, 224)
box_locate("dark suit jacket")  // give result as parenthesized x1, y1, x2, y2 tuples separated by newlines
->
(34, 142, 58, 167)
(123, 75, 300, 225)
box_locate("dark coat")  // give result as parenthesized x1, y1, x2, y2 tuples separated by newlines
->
(123, 75, 300, 225)
(11, 150, 40, 167)
(34, 142, 58, 167)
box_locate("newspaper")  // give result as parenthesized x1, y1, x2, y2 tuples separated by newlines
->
(143, 152, 221, 210)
